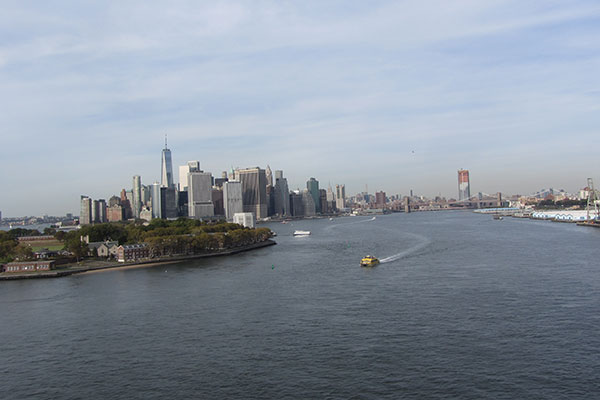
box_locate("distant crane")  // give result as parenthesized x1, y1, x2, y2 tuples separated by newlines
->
(586, 178, 600, 221)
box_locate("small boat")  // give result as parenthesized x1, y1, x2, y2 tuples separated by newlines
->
(493, 215, 504, 220)
(329, 218, 333, 221)
(293, 230, 311, 236)
(360, 255, 380, 267)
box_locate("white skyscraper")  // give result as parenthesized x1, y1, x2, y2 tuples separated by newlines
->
(132, 175, 142, 218)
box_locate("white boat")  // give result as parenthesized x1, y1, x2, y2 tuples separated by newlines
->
(293, 230, 311, 236)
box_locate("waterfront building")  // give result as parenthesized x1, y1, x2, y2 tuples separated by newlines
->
(179, 161, 200, 191)
(236, 167, 268, 219)
(223, 181, 243, 222)
(233, 212, 255, 229)
(336, 184, 346, 209)
(302, 190, 316, 217)
(326, 185, 336, 212)
(117, 244, 150, 262)
(132, 175, 142, 218)
(290, 191, 304, 216)
(188, 171, 214, 219)
(151, 182, 162, 219)
(80, 196, 92, 225)
(274, 174, 291, 216)
(2, 260, 55, 273)
(458, 169, 470, 201)
(307, 178, 320, 214)
(319, 189, 329, 214)
(161, 137, 174, 188)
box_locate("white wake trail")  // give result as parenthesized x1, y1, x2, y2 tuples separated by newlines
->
(379, 233, 431, 263)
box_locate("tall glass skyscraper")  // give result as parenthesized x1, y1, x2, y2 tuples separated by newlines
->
(161, 136, 174, 188)
(458, 169, 470, 201)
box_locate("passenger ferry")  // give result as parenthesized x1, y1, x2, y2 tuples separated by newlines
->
(360, 255, 380, 267)
(293, 230, 311, 236)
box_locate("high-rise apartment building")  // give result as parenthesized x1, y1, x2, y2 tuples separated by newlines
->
(161, 137, 174, 188)
(375, 191, 386, 208)
(307, 178, 320, 214)
(265, 165, 273, 187)
(97, 199, 107, 222)
(80, 196, 92, 225)
(223, 181, 243, 221)
(458, 169, 470, 201)
(236, 167, 268, 219)
(188, 171, 214, 219)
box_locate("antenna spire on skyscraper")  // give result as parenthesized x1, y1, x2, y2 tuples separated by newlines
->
(165, 134, 168, 149)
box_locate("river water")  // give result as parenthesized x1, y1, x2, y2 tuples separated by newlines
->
(1, 211, 599, 399)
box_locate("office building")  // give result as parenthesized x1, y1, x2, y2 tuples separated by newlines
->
(458, 169, 470, 201)
(236, 167, 268, 219)
(212, 187, 224, 216)
(161, 137, 174, 188)
(107, 205, 124, 222)
(375, 191, 386, 208)
(160, 187, 178, 219)
(80, 196, 92, 225)
(274, 172, 290, 216)
(223, 181, 243, 221)
(265, 165, 273, 187)
(188, 171, 214, 219)
(307, 178, 320, 213)
(290, 191, 304, 217)
(179, 161, 200, 191)
(302, 190, 316, 217)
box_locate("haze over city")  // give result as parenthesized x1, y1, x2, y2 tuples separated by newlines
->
(1, 1, 599, 216)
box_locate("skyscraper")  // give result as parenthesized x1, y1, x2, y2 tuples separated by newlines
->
(265, 165, 273, 187)
(179, 161, 200, 191)
(132, 175, 142, 218)
(236, 167, 268, 219)
(458, 169, 470, 201)
(307, 177, 320, 213)
(188, 171, 214, 219)
(161, 136, 174, 188)
(336, 184, 346, 209)
(80, 196, 92, 225)
(223, 181, 243, 221)
(151, 182, 162, 219)
(274, 171, 290, 216)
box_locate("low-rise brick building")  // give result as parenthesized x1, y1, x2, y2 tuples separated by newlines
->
(116, 244, 150, 262)
(2, 260, 55, 273)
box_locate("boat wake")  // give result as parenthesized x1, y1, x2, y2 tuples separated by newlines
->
(379, 233, 431, 263)
(324, 216, 376, 232)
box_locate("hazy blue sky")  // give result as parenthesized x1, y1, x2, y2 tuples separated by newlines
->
(1, 1, 599, 216)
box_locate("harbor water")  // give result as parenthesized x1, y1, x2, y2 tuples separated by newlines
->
(1, 211, 599, 399)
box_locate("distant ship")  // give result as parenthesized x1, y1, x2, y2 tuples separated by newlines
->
(293, 230, 311, 236)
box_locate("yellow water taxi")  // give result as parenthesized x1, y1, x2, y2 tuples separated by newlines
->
(360, 255, 380, 267)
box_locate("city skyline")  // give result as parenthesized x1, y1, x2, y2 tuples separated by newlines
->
(1, 1, 599, 216)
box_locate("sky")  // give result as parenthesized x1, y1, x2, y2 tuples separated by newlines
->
(1, 0, 599, 216)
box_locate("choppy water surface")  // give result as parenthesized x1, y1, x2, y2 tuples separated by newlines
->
(1, 212, 599, 399)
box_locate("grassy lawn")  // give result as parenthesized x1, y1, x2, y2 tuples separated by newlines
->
(22, 240, 64, 252)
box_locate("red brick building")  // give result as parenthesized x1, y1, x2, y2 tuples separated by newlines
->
(117, 244, 150, 262)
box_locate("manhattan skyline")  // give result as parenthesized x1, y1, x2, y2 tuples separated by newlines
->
(1, 1, 599, 216)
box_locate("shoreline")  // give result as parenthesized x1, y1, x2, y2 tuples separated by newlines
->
(0, 240, 276, 281)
